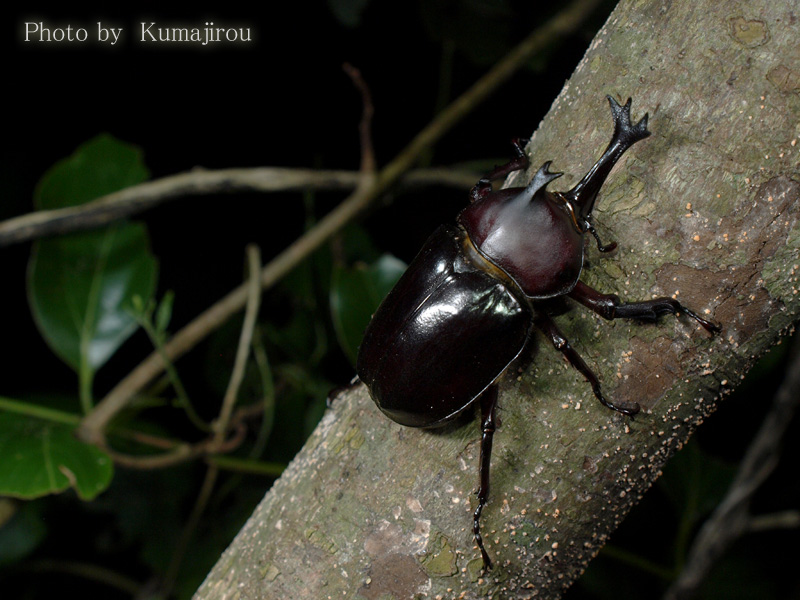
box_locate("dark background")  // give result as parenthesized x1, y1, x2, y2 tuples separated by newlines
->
(3, 2, 798, 599)
(4, 1, 590, 398)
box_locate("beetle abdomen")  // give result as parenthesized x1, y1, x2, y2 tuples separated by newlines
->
(357, 224, 532, 428)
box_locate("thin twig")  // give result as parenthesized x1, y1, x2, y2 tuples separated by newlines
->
(747, 510, 800, 532)
(77, 0, 604, 446)
(163, 464, 219, 597)
(343, 63, 377, 177)
(162, 247, 262, 598)
(101, 423, 247, 470)
(0, 167, 476, 247)
(204, 455, 285, 477)
(135, 300, 209, 432)
(18, 559, 142, 596)
(663, 343, 800, 600)
(214, 245, 262, 442)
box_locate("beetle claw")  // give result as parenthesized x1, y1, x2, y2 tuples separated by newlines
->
(593, 379, 640, 416)
(597, 389, 641, 417)
(607, 95, 651, 147)
(681, 307, 722, 334)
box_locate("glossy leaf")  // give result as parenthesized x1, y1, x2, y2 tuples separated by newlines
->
(27, 135, 157, 374)
(330, 254, 406, 365)
(35, 134, 149, 210)
(29, 223, 157, 373)
(0, 412, 113, 500)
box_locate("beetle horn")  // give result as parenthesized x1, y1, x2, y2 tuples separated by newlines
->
(522, 161, 563, 202)
(563, 96, 650, 219)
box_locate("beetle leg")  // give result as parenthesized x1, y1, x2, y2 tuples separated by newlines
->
(470, 138, 530, 203)
(534, 314, 640, 416)
(473, 385, 499, 569)
(563, 96, 650, 220)
(568, 280, 721, 334)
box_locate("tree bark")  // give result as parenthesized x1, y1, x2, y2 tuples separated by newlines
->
(195, 0, 799, 598)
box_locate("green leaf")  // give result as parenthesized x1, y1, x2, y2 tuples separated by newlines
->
(29, 223, 157, 373)
(155, 290, 175, 336)
(0, 412, 113, 500)
(330, 254, 406, 365)
(27, 135, 157, 377)
(34, 134, 149, 210)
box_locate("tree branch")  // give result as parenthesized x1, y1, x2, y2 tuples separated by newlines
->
(0, 167, 476, 248)
(194, 0, 800, 598)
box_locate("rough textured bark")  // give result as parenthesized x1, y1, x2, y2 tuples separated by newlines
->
(195, 1, 799, 598)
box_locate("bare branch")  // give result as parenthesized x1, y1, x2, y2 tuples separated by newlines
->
(214, 245, 263, 443)
(162, 246, 265, 597)
(748, 511, 800, 533)
(0, 167, 477, 247)
(343, 63, 377, 177)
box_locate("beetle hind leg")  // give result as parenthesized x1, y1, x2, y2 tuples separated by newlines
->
(534, 314, 640, 417)
(473, 385, 499, 569)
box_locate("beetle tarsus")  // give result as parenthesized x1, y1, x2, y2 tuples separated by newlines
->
(473, 500, 493, 570)
(534, 314, 640, 417)
(678, 307, 722, 334)
(607, 95, 651, 149)
(474, 386, 498, 570)
(595, 385, 641, 417)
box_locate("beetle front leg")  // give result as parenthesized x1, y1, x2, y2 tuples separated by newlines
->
(473, 385, 499, 569)
(568, 280, 720, 334)
(562, 96, 651, 219)
(470, 139, 530, 203)
(534, 314, 640, 416)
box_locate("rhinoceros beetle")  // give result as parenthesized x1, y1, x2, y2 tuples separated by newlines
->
(356, 96, 719, 569)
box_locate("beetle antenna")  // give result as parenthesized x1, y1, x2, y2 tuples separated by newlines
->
(585, 221, 617, 253)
